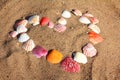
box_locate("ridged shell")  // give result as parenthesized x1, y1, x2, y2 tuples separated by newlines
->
(16, 25, 28, 34)
(18, 33, 30, 43)
(54, 24, 67, 32)
(83, 43, 97, 57)
(58, 17, 67, 25)
(62, 10, 71, 18)
(9, 31, 18, 38)
(61, 57, 80, 73)
(73, 52, 87, 64)
(79, 16, 91, 24)
(22, 39, 35, 52)
(28, 15, 40, 26)
(15, 19, 28, 27)
(40, 17, 50, 26)
(47, 21, 54, 28)
(89, 17, 99, 24)
(71, 9, 82, 16)
(88, 24, 100, 34)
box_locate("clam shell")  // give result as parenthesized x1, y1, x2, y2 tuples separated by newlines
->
(79, 16, 91, 24)
(28, 15, 40, 26)
(71, 9, 82, 16)
(73, 52, 87, 64)
(47, 21, 54, 28)
(15, 19, 28, 27)
(9, 31, 18, 38)
(83, 43, 97, 57)
(88, 24, 100, 34)
(62, 10, 71, 18)
(22, 39, 35, 52)
(18, 33, 30, 43)
(40, 17, 50, 26)
(61, 57, 80, 73)
(89, 17, 99, 24)
(16, 25, 28, 34)
(58, 17, 67, 25)
(54, 24, 67, 32)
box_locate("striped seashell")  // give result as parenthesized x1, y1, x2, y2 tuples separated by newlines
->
(58, 17, 67, 25)
(88, 24, 100, 34)
(71, 9, 82, 16)
(47, 21, 54, 28)
(22, 39, 35, 52)
(28, 15, 40, 26)
(16, 25, 28, 34)
(9, 31, 18, 38)
(89, 17, 99, 24)
(62, 10, 71, 18)
(18, 33, 30, 43)
(15, 19, 28, 27)
(83, 43, 97, 57)
(54, 24, 67, 32)
(79, 16, 91, 24)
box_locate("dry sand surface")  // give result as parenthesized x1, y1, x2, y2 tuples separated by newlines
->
(0, 0, 120, 80)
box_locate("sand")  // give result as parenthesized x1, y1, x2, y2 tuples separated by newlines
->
(0, 0, 120, 80)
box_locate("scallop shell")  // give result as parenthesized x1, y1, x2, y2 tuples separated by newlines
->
(9, 31, 18, 38)
(47, 21, 54, 28)
(28, 15, 40, 26)
(89, 17, 99, 24)
(79, 16, 91, 24)
(61, 57, 80, 73)
(88, 24, 100, 34)
(62, 10, 71, 18)
(16, 25, 28, 34)
(54, 24, 67, 32)
(58, 17, 67, 25)
(72, 52, 87, 64)
(18, 33, 30, 43)
(40, 17, 50, 26)
(22, 39, 35, 52)
(15, 19, 28, 27)
(83, 43, 97, 57)
(71, 9, 82, 16)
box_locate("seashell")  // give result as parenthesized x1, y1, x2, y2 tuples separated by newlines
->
(9, 31, 18, 38)
(72, 52, 87, 64)
(83, 43, 97, 57)
(32, 46, 48, 58)
(58, 17, 67, 25)
(83, 13, 94, 17)
(22, 39, 35, 52)
(16, 25, 28, 34)
(47, 21, 54, 28)
(71, 9, 82, 16)
(89, 17, 99, 24)
(47, 50, 63, 64)
(40, 17, 50, 26)
(54, 24, 67, 32)
(62, 10, 71, 18)
(79, 16, 91, 24)
(28, 15, 40, 26)
(88, 31, 104, 44)
(15, 19, 28, 27)
(18, 33, 30, 43)
(88, 24, 100, 34)
(61, 57, 80, 73)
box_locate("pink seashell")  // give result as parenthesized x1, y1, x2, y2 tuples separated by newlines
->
(47, 21, 54, 28)
(9, 31, 18, 38)
(22, 39, 35, 52)
(61, 57, 80, 73)
(89, 17, 99, 24)
(15, 20, 28, 27)
(71, 9, 82, 16)
(58, 17, 67, 25)
(54, 24, 67, 32)
(83, 43, 97, 57)
(83, 13, 94, 17)
(32, 46, 48, 58)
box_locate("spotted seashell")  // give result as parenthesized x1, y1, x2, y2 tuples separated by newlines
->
(18, 33, 30, 43)
(88, 24, 100, 34)
(15, 19, 28, 27)
(79, 16, 91, 24)
(22, 39, 35, 52)
(54, 24, 67, 32)
(58, 17, 67, 25)
(9, 31, 18, 38)
(16, 25, 28, 34)
(71, 9, 82, 16)
(62, 10, 71, 18)
(28, 15, 40, 26)
(47, 21, 54, 28)
(89, 17, 99, 24)
(83, 43, 97, 57)
(72, 52, 87, 64)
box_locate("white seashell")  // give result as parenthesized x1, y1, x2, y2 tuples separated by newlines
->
(88, 24, 100, 34)
(62, 10, 71, 18)
(73, 52, 87, 64)
(71, 9, 82, 16)
(22, 39, 35, 52)
(16, 25, 28, 34)
(58, 17, 67, 25)
(83, 13, 94, 17)
(79, 16, 91, 24)
(9, 31, 18, 38)
(28, 15, 40, 26)
(16, 20, 28, 27)
(18, 33, 30, 43)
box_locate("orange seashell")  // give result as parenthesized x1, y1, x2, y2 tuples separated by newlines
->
(47, 50, 63, 64)
(88, 31, 104, 44)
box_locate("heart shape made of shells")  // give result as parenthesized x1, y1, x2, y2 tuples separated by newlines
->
(9, 9, 104, 73)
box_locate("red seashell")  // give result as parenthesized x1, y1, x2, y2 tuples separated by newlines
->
(88, 31, 104, 44)
(54, 24, 67, 32)
(61, 57, 80, 73)
(40, 17, 50, 26)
